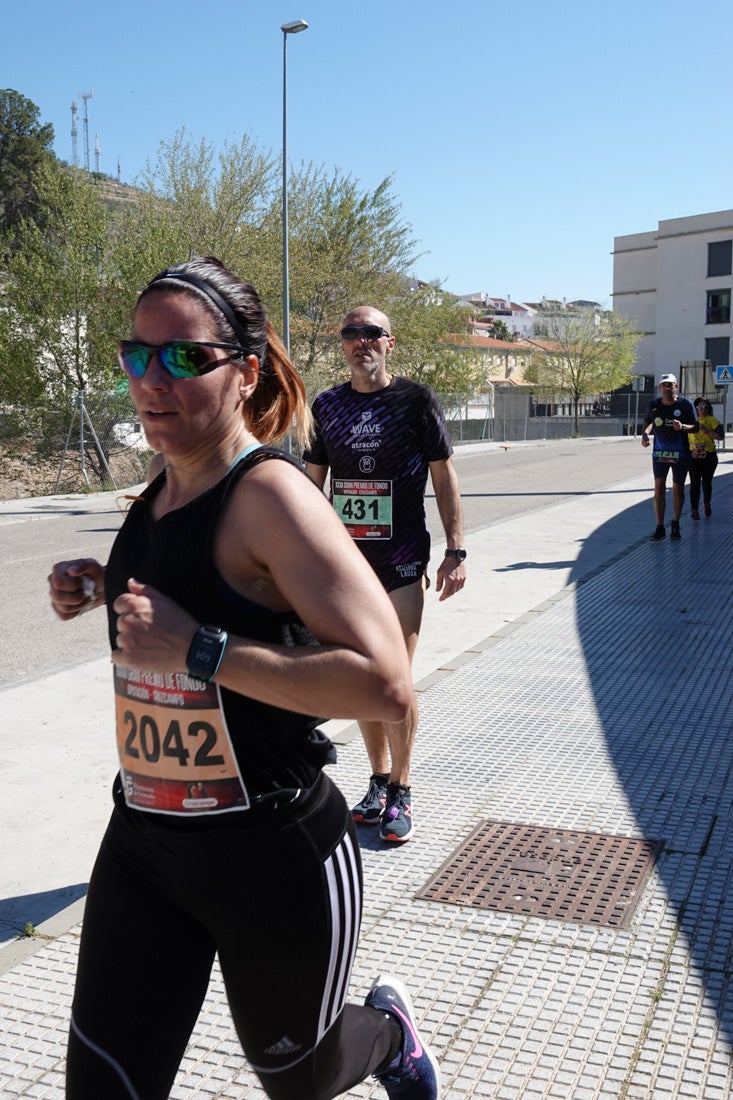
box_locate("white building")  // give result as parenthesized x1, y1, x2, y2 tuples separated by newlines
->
(460, 293, 538, 339)
(613, 209, 733, 381)
(460, 293, 602, 341)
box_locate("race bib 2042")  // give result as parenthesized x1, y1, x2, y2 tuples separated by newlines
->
(114, 666, 249, 816)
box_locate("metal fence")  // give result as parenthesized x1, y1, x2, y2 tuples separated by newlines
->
(439, 390, 623, 446)
(0, 390, 151, 499)
(1, 386, 632, 500)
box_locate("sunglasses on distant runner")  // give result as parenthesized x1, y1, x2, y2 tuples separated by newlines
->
(117, 340, 244, 380)
(340, 324, 390, 341)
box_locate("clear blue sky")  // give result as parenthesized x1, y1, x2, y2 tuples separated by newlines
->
(5, 0, 733, 307)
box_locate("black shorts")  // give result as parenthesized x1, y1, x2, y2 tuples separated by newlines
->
(369, 560, 429, 593)
(652, 456, 689, 484)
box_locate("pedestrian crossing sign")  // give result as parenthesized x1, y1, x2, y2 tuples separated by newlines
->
(715, 365, 733, 383)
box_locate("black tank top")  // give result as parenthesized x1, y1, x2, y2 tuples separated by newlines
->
(105, 448, 336, 805)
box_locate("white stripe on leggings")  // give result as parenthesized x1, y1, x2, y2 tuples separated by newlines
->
(70, 1012, 142, 1100)
(318, 830, 362, 1041)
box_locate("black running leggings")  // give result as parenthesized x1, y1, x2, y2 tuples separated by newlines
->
(688, 452, 718, 510)
(66, 772, 399, 1099)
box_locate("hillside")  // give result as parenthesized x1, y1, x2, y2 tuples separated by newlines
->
(97, 176, 141, 211)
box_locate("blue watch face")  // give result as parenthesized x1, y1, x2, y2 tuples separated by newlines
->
(191, 639, 216, 666)
(186, 627, 226, 680)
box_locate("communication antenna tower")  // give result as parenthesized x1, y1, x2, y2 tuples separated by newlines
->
(79, 90, 93, 171)
(70, 101, 79, 167)
(94, 133, 101, 174)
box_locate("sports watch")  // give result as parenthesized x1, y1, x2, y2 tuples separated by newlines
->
(444, 548, 467, 561)
(186, 625, 228, 682)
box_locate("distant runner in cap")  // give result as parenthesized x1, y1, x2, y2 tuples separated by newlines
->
(641, 374, 699, 541)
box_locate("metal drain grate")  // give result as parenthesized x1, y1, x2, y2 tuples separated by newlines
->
(417, 820, 662, 928)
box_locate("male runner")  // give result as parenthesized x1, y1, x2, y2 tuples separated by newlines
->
(641, 373, 698, 541)
(303, 305, 466, 842)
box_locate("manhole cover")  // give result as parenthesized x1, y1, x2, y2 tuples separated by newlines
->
(416, 820, 662, 928)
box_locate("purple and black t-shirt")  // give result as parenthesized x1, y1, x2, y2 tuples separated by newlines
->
(303, 376, 453, 578)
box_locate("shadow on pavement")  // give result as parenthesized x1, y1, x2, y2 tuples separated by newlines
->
(572, 468, 733, 1046)
(495, 560, 577, 572)
(0, 884, 88, 940)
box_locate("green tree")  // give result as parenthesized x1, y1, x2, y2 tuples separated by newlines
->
(487, 318, 513, 342)
(109, 129, 278, 319)
(0, 160, 118, 400)
(522, 309, 640, 433)
(0, 89, 55, 247)
(2, 124, 438, 407)
(386, 285, 480, 394)
(284, 166, 419, 384)
(106, 137, 423, 397)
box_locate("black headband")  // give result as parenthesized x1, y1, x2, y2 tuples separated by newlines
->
(148, 269, 249, 350)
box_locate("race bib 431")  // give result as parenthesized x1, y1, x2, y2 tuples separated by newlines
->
(332, 479, 393, 539)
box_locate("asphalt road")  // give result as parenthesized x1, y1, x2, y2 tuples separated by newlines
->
(1, 437, 648, 687)
(427, 436, 647, 533)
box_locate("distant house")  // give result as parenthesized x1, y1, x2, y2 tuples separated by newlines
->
(458, 292, 601, 341)
(446, 332, 543, 386)
(523, 298, 604, 338)
(460, 295, 534, 339)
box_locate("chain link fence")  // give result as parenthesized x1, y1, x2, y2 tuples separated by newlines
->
(437, 392, 494, 444)
(0, 387, 494, 502)
(0, 386, 622, 500)
(0, 390, 152, 499)
(0, 388, 536, 500)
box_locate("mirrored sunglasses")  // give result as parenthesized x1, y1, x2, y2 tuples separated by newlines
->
(340, 324, 390, 341)
(117, 340, 244, 380)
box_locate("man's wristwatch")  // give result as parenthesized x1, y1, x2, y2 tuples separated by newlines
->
(444, 548, 467, 562)
(186, 625, 228, 682)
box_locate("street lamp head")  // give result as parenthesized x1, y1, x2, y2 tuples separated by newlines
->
(281, 19, 308, 33)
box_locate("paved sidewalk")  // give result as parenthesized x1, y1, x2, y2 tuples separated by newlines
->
(1, 458, 732, 1097)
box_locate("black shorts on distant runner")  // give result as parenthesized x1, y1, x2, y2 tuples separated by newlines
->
(652, 456, 689, 484)
(369, 560, 429, 593)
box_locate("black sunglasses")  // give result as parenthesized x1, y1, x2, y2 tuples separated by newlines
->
(118, 340, 244, 380)
(340, 324, 390, 341)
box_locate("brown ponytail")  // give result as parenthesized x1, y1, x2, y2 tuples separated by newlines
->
(138, 257, 312, 448)
(247, 321, 312, 448)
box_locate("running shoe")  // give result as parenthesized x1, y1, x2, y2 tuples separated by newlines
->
(366, 974, 441, 1099)
(352, 774, 388, 825)
(670, 520, 681, 541)
(704, 502, 712, 517)
(380, 783, 413, 843)
(650, 525, 665, 541)
(690, 510, 700, 521)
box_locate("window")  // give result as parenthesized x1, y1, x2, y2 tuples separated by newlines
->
(705, 336, 730, 367)
(706, 289, 731, 325)
(708, 240, 732, 277)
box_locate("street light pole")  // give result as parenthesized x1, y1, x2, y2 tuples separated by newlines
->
(281, 19, 308, 364)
